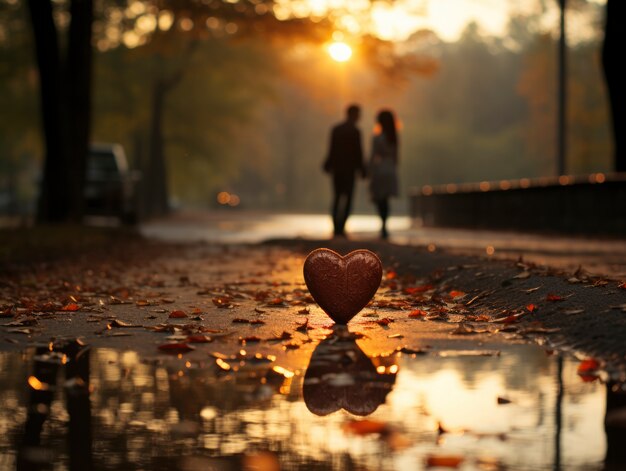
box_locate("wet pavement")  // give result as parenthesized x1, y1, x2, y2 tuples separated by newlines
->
(141, 210, 626, 278)
(1, 340, 623, 471)
(2, 212, 626, 470)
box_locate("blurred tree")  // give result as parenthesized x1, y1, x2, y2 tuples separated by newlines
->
(26, 0, 93, 223)
(602, 0, 625, 172)
(0, 1, 40, 213)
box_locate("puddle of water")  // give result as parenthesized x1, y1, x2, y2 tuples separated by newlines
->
(0, 340, 624, 471)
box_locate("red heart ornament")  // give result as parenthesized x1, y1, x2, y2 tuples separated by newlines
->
(303, 248, 383, 324)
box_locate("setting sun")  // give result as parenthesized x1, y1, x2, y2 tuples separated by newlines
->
(327, 41, 352, 62)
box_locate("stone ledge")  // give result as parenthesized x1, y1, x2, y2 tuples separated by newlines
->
(409, 173, 626, 235)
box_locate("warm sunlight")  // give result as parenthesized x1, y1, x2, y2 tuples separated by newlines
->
(327, 41, 352, 62)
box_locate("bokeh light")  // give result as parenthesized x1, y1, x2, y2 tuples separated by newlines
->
(327, 41, 352, 62)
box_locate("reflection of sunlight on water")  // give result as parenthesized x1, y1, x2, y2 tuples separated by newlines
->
(0, 344, 611, 470)
(141, 212, 412, 243)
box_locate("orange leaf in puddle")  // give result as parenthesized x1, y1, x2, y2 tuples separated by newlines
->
(577, 359, 601, 382)
(61, 303, 80, 312)
(169, 310, 188, 318)
(158, 343, 195, 353)
(343, 419, 388, 435)
(425, 455, 464, 468)
(546, 294, 565, 302)
(409, 309, 428, 318)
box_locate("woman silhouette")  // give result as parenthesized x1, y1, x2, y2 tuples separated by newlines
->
(368, 110, 399, 239)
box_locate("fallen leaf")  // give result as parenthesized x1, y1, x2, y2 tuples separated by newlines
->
(109, 319, 135, 328)
(493, 312, 525, 324)
(513, 271, 531, 279)
(425, 455, 464, 468)
(157, 343, 195, 354)
(297, 307, 309, 314)
(563, 308, 584, 315)
(451, 323, 486, 335)
(397, 346, 428, 355)
(577, 358, 600, 375)
(385, 271, 397, 280)
(618, 282, 626, 290)
(408, 309, 428, 318)
(388, 333, 404, 339)
(254, 307, 266, 314)
(295, 318, 312, 332)
(267, 297, 286, 306)
(186, 335, 212, 343)
(524, 286, 541, 294)
(273, 331, 292, 340)
(546, 294, 565, 302)
(449, 290, 466, 299)
(526, 304, 537, 312)
(497, 396, 512, 405)
(375, 318, 394, 326)
(212, 297, 232, 308)
(404, 284, 433, 295)
(169, 310, 188, 318)
(343, 419, 388, 435)
(61, 303, 81, 312)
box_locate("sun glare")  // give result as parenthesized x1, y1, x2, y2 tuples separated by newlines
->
(328, 41, 352, 62)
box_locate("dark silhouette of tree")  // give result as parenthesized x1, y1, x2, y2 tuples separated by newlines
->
(27, 0, 93, 223)
(602, 0, 625, 172)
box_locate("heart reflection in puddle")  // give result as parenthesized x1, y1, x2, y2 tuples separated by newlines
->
(303, 328, 397, 416)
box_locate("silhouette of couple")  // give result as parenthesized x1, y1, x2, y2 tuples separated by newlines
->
(324, 104, 399, 240)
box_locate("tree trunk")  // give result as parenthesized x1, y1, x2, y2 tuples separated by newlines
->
(145, 73, 183, 217)
(146, 79, 171, 217)
(66, 0, 93, 222)
(602, 0, 626, 172)
(28, 0, 93, 223)
(27, 0, 68, 223)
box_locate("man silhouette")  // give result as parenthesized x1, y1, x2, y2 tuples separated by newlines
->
(323, 104, 366, 237)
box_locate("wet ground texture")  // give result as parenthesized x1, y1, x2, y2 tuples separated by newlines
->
(1, 227, 626, 470)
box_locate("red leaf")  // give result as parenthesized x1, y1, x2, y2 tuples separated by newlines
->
(618, 282, 626, 289)
(212, 296, 232, 308)
(577, 358, 601, 382)
(267, 297, 285, 306)
(61, 303, 80, 312)
(158, 343, 195, 353)
(408, 309, 428, 318)
(376, 317, 394, 326)
(343, 419, 388, 435)
(449, 290, 466, 299)
(425, 455, 464, 468)
(385, 271, 397, 280)
(404, 284, 433, 295)
(169, 310, 188, 318)
(526, 304, 537, 312)
(546, 294, 564, 302)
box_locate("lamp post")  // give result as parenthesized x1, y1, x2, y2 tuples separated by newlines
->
(557, 0, 567, 176)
